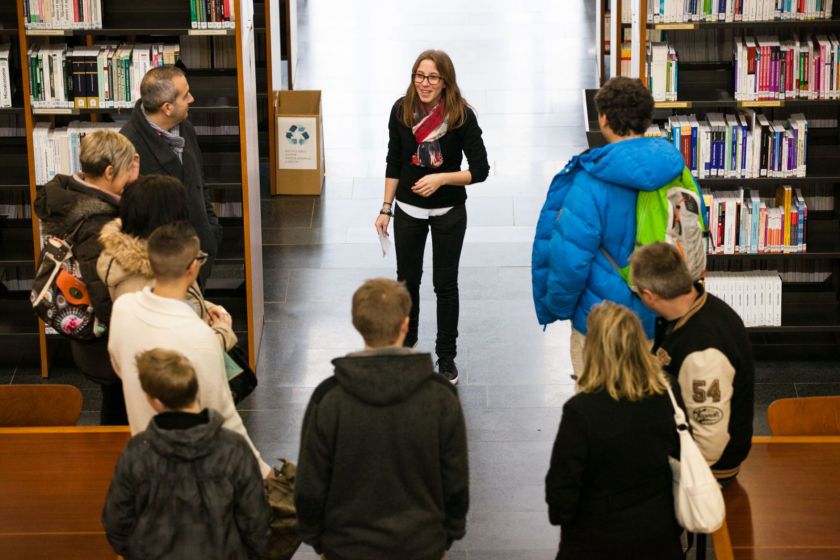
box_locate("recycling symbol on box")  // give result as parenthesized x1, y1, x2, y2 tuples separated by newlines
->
(285, 125, 310, 145)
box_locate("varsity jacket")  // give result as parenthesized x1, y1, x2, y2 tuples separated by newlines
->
(652, 283, 755, 478)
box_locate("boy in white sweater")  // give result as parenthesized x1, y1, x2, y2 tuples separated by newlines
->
(108, 221, 270, 478)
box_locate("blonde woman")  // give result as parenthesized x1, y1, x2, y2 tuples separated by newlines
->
(34, 130, 139, 425)
(545, 302, 682, 560)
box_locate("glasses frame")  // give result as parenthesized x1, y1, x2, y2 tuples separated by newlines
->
(191, 250, 209, 269)
(413, 72, 443, 86)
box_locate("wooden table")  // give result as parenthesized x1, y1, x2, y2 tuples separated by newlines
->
(713, 436, 840, 560)
(0, 426, 130, 560)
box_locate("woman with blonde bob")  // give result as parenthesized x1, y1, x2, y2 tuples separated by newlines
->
(34, 129, 140, 425)
(545, 302, 682, 560)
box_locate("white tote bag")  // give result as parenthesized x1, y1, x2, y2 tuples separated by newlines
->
(666, 386, 726, 533)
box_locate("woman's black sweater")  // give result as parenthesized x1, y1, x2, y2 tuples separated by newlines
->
(385, 97, 489, 209)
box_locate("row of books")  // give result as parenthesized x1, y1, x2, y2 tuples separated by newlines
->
(27, 43, 180, 110)
(0, 268, 34, 292)
(0, 192, 31, 219)
(649, 0, 835, 23)
(23, 0, 103, 30)
(704, 271, 782, 327)
(0, 45, 13, 109)
(703, 186, 808, 254)
(648, 42, 680, 101)
(32, 121, 121, 186)
(734, 35, 840, 100)
(209, 191, 243, 218)
(190, 112, 240, 136)
(0, 114, 25, 137)
(179, 36, 236, 70)
(646, 112, 807, 179)
(190, 0, 236, 30)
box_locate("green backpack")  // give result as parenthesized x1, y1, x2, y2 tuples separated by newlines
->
(603, 167, 708, 286)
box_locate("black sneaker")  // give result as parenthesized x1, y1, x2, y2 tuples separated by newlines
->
(436, 357, 459, 385)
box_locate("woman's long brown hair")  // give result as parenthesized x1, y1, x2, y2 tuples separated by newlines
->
(401, 49, 469, 130)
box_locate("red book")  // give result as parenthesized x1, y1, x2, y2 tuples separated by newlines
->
(223, 0, 231, 21)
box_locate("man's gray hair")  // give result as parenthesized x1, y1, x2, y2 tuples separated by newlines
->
(140, 66, 186, 113)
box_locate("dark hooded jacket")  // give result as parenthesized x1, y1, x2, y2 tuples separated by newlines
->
(120, 99, 221, 284)
(102, 408, 269, 560)
(34, 173, 119, 384)
(295, 349, 469, 560)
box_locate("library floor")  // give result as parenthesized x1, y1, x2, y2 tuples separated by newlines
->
(4, 1, 840, 559)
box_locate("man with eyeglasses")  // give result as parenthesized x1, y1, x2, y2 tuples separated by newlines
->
(108, 221, 272, 479)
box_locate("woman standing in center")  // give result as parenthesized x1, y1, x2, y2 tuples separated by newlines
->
(375, 49, 489, 384)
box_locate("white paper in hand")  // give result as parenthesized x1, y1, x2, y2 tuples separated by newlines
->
(378, 230, 391, 258)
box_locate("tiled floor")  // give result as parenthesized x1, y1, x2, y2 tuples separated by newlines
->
(4, 1, 840, 559)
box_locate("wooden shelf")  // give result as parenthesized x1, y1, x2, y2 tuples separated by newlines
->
(5, 0, 266, 372)
(648, 17, 840, 31)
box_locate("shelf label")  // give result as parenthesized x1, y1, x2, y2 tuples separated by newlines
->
(655, 23, 697, 30)
(739, 100, 782, 107)
(277, 117, 318, 170)
(188, 29, 234, 36)
(655, 101, 691, 108)
(26, 29, 71, 36)
(32, 108, 77, 115)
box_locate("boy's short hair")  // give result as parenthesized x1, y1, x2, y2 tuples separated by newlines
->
(630, 242, 694, 299)
(352, 278, 411, 347)
(136, 348, 198, 410)
(147, 221, 201, 281)
(594, 77, 654, 136)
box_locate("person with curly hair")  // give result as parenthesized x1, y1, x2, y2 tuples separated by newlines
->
(531, 77, 689, 380)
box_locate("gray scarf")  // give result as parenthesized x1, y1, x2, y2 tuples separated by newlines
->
(142, 106, 186, 162)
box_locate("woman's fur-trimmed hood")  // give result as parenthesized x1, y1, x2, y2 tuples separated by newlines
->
(98, 218, 153, 277)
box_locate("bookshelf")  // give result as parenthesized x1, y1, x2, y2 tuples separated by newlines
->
(585, 3, 840, 357)
(3, 0, 264, 376)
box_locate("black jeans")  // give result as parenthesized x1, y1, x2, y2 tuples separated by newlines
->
(394, 203, 467, 360)
(100, 380, 128, 426)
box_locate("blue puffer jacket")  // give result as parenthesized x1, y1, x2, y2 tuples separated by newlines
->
(531, 137, 685, 337)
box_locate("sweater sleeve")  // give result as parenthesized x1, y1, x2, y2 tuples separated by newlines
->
(200, 343, 271, 477)
(440, 393, 469, 546)
(545, 404, 588, 526)
(385, 100, 403, 179)
(460, 109, 489, 184)
(101, 441, 138, 556)
(677, 348, 735, 466)
(294, 392, 334, 552)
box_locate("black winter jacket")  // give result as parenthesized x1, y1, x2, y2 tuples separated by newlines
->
(34, 174, 119, 384)
(120, 100, 221, 284)
(546, 390, 682, 557)
(102, 409, 269, 560)
(295, 349, 469, 560)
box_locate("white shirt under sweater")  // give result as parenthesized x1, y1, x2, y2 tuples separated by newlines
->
(108, 286, 270, 477)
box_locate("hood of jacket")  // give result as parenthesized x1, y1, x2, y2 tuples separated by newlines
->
(578, 137, 684, 191)
(35, 174, 119, 235)
(332, 350, 436, 406)
(98, 218, 153, 277)
(146, 408, 224, 461)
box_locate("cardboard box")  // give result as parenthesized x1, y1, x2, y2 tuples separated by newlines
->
(274, 90, 325, 195)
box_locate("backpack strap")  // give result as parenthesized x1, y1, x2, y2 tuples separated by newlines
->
(599, 246, 633, 286)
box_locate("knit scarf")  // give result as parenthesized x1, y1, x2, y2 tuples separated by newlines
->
(411, 100, 448, 168)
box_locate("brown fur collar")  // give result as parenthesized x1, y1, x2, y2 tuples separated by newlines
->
(98, 218, 153, 277)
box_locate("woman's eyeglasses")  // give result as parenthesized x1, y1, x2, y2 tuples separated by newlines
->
(413, 72, 442, 86)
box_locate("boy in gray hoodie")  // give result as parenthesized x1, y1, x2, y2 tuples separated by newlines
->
(295, 278, 469, 560)
(102, 348, 269, 560)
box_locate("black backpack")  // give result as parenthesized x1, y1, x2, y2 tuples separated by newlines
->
(30, 220, 104, 340)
